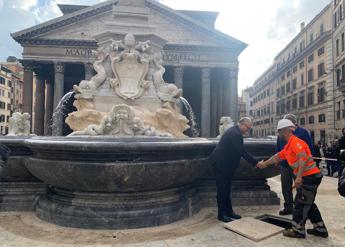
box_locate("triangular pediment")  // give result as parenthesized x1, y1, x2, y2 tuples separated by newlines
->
(11, 0, 246, 52)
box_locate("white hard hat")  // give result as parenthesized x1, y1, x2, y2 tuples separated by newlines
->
(277, 119, 295, 130)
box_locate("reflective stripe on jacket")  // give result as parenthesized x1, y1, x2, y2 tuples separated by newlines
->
(278, 135, 320, 177)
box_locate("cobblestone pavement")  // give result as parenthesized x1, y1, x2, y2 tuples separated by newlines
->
(0, 176, 344, 247)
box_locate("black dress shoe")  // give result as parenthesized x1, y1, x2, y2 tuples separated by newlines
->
(279, 208, 293, 216)
(217, 215, 233, 223)
(227, 212, 242, 220)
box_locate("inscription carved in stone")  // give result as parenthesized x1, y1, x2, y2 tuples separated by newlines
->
(65, 48, 94, 58)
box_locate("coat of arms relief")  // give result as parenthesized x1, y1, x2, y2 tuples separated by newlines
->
(67, 33, 188, 137)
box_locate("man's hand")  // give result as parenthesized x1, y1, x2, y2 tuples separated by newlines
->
(293, 176, 303, 189)
(256, 160, 266, 169)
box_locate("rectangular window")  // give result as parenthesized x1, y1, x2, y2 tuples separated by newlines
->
(319, 114, 326, 123)
(299, 91, 305, 108)
(308, 88, 314, 105)
(293, 66, 298, 73)
(287, 70, 291, 77)
(299, 61, 305, 69)
(318, 63, 325, 77)
(318, 47, 325, 56)
(301, 74, 304, 85)
(308, 54, 314, 63)
(342, 64, 345, 83)
(286, 82, 291, 93)
(337, 39, 340, 56)
(340, 4, 343, 20)
(335, 13, 338, 28)
(308, 69, 314, 82)
(310, 33, 314, 43)
(318, 87, 326, 103)
(292, 79, 297, 90)
(337, 69, 342, 86)
(0, 77, 5, 85)
(342, 33, 345, 52)
(309, 116, 315, 124)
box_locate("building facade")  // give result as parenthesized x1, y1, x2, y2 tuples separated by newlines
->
(0, 58, 25, 135)
(12, 0, 246, 137)
(251, 4, 334, 143)
(333, 0, 345, 135)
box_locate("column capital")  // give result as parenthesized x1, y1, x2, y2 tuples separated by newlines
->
(21, 60, 36, 72)
(54, 62, 65, 74)
(33, 65, 47, 79)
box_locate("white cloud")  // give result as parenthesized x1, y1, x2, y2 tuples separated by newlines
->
(7, 0, 38, 10)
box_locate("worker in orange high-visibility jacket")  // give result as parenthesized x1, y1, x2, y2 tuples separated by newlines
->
(257, 119, 328, 239)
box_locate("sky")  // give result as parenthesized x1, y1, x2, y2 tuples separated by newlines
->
(0, 0, 331, 94)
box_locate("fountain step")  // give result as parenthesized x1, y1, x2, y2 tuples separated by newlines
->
(35, 186, 201, 230)
(0, 182, 47, 211)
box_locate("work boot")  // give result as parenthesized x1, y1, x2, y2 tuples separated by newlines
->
(282, 229, 305, 238)
(307, 228, 328, 238)
(279, 208, 293, 216)
(217, 215, 233, 223)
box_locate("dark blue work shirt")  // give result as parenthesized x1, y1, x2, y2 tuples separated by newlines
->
(276, 127, 315, 167)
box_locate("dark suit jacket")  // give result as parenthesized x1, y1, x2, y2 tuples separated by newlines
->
(210, 125, 257, 174)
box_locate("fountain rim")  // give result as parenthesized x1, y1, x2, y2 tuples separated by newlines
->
(23, 136, 275, 151)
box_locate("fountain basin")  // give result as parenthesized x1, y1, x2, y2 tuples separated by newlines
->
(25, 137, 213, 192)
(24, 136, 214, 229)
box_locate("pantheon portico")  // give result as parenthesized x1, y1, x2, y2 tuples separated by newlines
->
(12, 0, 246, 137)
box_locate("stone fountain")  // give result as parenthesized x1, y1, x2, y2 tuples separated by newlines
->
(23, 34, 216, 229)
(20, 34, 280, 229)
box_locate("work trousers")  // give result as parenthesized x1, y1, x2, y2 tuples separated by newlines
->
(292, 173, 327, 235)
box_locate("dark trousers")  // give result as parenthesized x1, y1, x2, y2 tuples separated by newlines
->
(292, 174, 326, 235)
(280, 165, 294, 211)
(326, 161, 333, 176)
(213, 165, 236, 217)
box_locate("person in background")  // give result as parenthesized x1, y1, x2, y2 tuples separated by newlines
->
(276, 114, 314, 216)
(257, 119, 328, 239)
(209, 117, 258, 223)
(331, 140, 340, 177)
(325, 143, 333, 176)
(314, 142, 322, 168)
